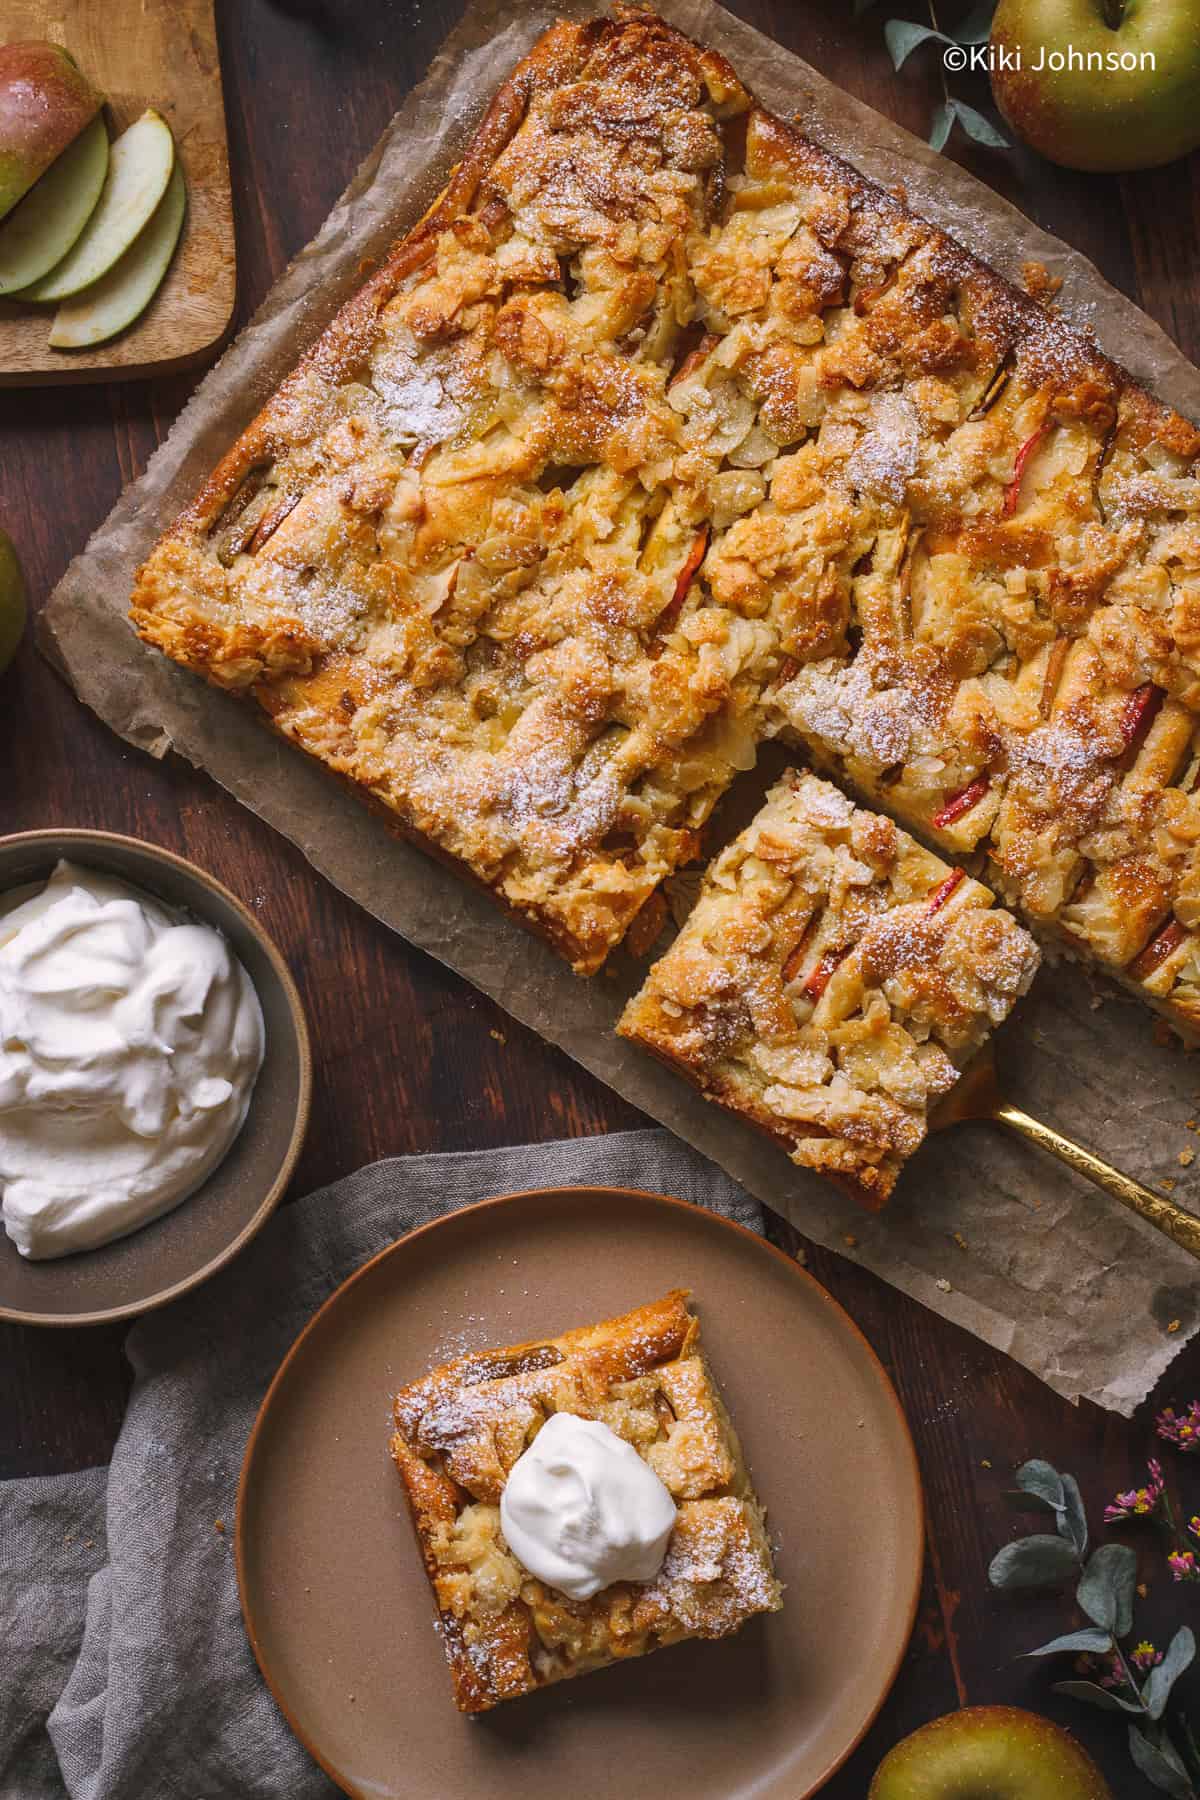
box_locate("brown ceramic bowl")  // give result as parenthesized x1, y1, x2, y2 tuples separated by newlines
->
(0, 829, 311, 1326)
(238, 1186, 924, 1800)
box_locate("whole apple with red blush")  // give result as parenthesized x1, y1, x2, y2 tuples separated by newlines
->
(869, 1705, 1112, 1799)
(990, 0, 1200, 172)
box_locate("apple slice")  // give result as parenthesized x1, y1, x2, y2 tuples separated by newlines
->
(49, 159, 185, 350)
(0, 114, 109, 296)
(18, 109, 174, 303)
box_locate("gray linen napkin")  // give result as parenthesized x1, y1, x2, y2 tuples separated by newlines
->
(1, 1128, 764, 1800)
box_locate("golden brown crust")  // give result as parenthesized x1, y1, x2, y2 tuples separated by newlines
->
(620, 772, 1040, 1204)
(747, 112, 1200, 1012)
(165, 18, 602, 544)
(132, 6, 1200, 1024)
(133, 9, 763, 974)
(390, 1289, 781, 1712)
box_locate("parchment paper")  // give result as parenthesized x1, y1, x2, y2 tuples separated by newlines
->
(39, 0, 1200, 1414)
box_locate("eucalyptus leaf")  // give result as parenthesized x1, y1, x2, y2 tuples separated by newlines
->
(953, 0, 997, 43)
(1077, 1543, 1137, 1636)
(1052, 1679, 1145, 1716)
(1129, 1725, 1196, 1799)
(1060, 1473, 1089, 1557)
(1005, 1463, 1087, 1552)
(1015, 1459, 1066, 1511)
(928, 102, 954, 154)
(883, 19, 950, 71)
(1145, 1627, 1196, 1722)
(950, 98, 1011, 149)
(1023, 1627, 1113, 1659)
(989, 1535, 1080, 1590)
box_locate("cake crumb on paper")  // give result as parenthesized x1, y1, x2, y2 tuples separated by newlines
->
(1022, 259, 1063, 300)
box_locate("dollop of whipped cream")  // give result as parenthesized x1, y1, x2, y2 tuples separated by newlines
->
(0, 861, 265, 1260)
(499, 1413, 677, 1600)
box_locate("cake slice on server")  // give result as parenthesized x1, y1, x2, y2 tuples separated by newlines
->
(619, 772, 1040, 1207)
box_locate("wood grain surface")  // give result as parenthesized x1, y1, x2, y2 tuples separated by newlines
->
(2, 2, 1200, 1791)
(0, 0, 234, 385)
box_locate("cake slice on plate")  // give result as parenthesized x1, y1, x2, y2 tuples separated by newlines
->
(390, 1288, 781, 1712)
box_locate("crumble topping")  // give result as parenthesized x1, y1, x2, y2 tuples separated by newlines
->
(132, 9, 1200, 1026)
(390, 1289, 781, 1710)
(619, 770, 1040, 1204)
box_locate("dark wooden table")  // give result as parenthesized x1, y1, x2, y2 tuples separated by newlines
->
(3, 2, 1199, 1791)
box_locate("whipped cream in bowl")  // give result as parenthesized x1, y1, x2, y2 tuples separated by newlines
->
(0, 860, 266, 1260)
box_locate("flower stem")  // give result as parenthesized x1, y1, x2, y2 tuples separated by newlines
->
(1179, 1711, 1200, 1784)
(1113, 1641, 1149, 1712)
(1160, 1485, 1194, 1561)
(928, 0, 952, 117)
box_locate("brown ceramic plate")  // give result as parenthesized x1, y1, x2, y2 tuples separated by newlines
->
(237, 1186, 923, 1799)
(0, 830, 311, 1326)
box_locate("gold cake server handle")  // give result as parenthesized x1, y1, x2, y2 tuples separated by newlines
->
(932, 1047, 1200, 1263)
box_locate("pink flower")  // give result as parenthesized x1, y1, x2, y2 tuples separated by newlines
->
(1190, 1516, 1200, 1543)
(1131, 1640, 1164, 1671)
(1099, 1650, 1127, 1689)
(1156, 1401, 1200, 1450)
(1169, 1550, 1200, 1582)
(1104, 1460, 1165, 1522)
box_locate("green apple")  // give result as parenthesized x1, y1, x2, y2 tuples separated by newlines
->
(0, 112, 108, 296)
(50, 158, 186, 349)
(0, 42, 103, 222)
(991, 0, 1200, 172)
(18, 109, 174, 303)
(0, 530, 27, 675)
(869, 1706, 1112, 1800)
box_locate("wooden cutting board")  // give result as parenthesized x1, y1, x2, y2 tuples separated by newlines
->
(0, 0, 234, 385)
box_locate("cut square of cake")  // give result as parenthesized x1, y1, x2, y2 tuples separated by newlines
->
(390, 1288, 781, 1712)
(619, 772, 1041, 1207)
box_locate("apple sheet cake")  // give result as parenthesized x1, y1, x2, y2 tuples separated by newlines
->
(130, 7, 1200, 1030)
(620, 773, 1040, 1205)
(390, 1289, 781, 1711)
